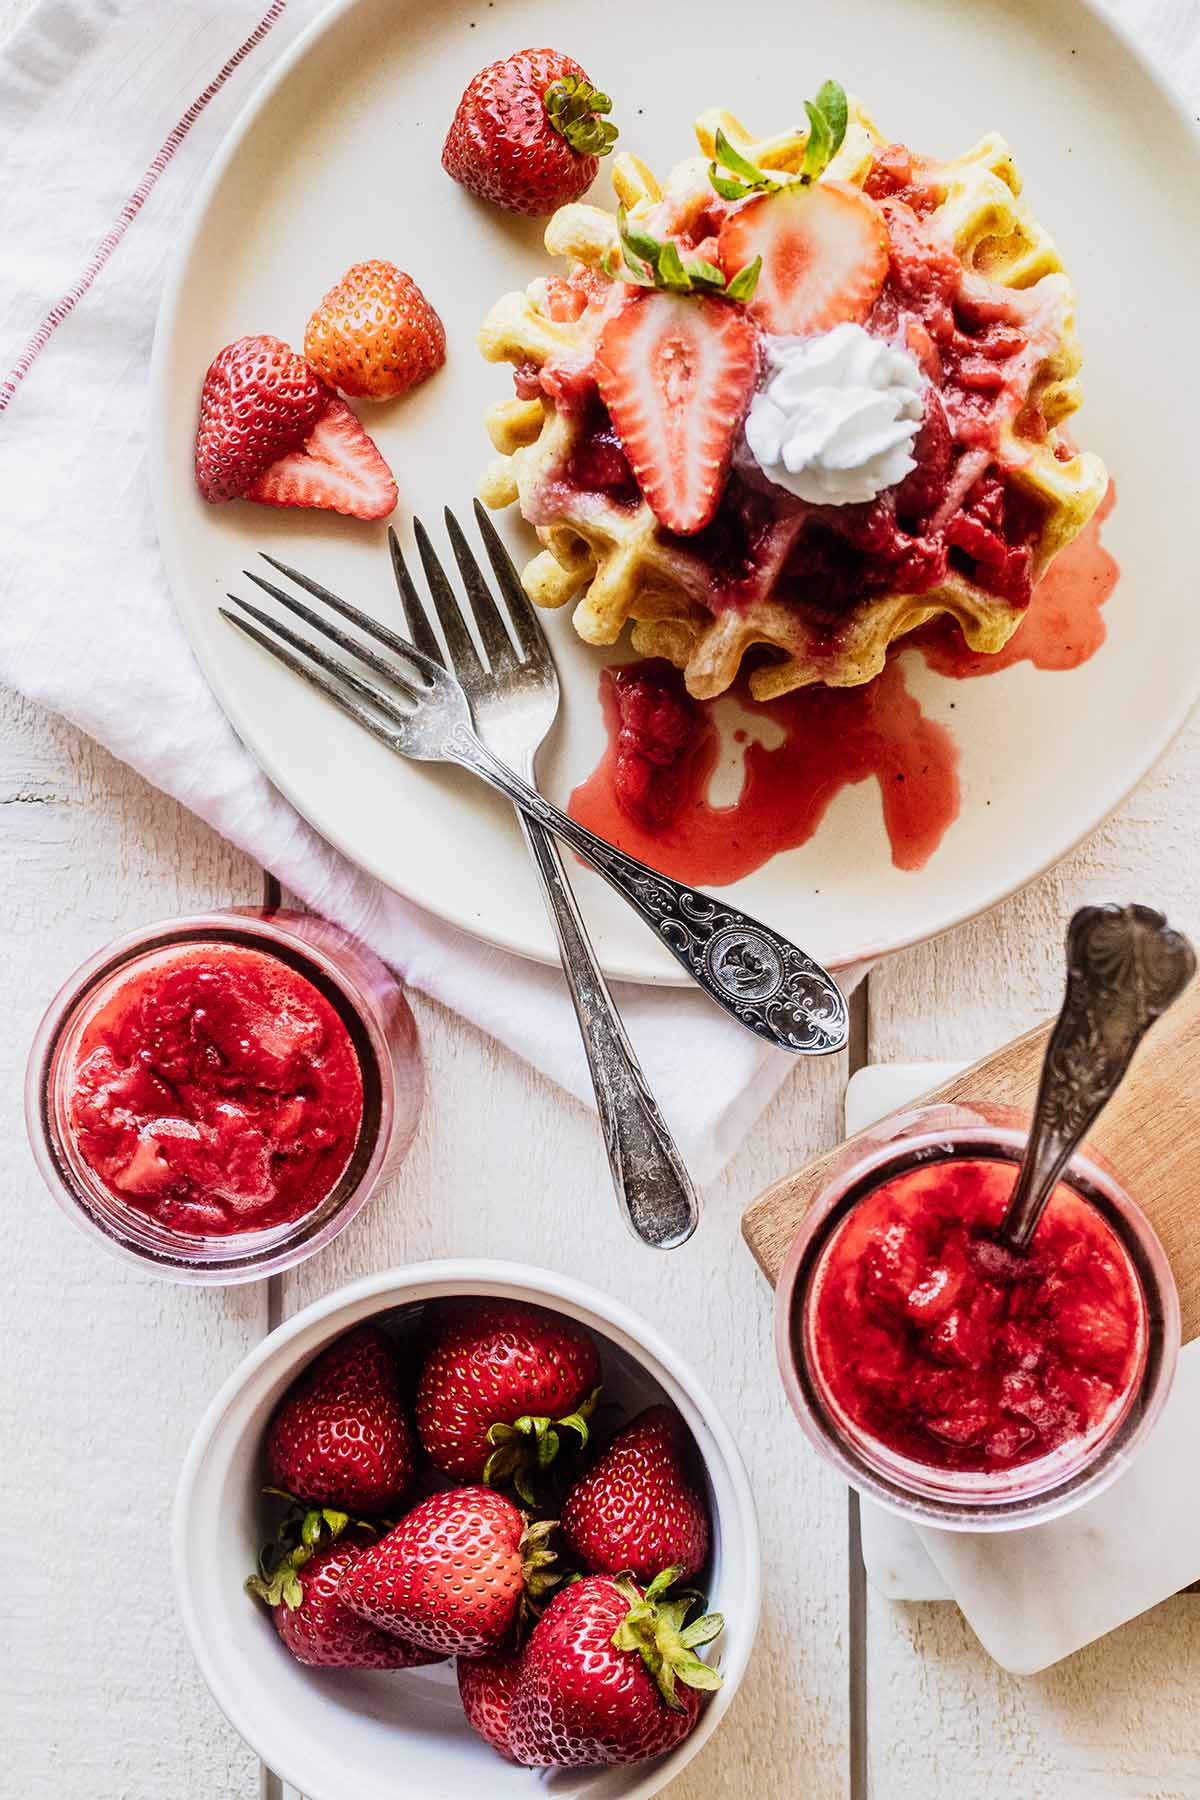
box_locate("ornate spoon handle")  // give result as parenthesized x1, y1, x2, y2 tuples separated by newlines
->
(999, 903, 1195, 1250)
(449, 732, 849, 1056)
(517, 808, 699, 1249)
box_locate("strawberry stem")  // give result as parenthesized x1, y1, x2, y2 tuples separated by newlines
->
(517, 1516, 563, 1634)
(484, 1388, 600, 1507)
(245, 1491, 379, 1611)
(543, 75, 620, 159)
(610, 1568, 725, 1711)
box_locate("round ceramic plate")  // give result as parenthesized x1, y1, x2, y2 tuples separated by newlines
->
(151, 0, 1200, 983)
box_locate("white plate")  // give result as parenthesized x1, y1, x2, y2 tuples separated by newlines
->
(151, 0, 1200, 983)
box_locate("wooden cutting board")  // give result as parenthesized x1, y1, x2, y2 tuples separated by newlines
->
(742, 977, 1200, 1342)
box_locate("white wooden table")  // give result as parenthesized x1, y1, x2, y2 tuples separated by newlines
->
(9, 667, 1200, 1800)
(6, 10, 1200, 1797)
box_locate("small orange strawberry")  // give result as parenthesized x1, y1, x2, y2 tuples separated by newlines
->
(304, 260, 446, 401)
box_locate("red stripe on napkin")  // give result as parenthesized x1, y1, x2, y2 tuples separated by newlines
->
(0, 0, 289, 414)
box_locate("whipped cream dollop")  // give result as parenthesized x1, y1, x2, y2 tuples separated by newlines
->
(743, 322, 927, 506)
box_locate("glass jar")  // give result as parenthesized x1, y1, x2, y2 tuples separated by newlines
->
(774, 1101, 1180, 1531)
(26, 908, 423, 1284)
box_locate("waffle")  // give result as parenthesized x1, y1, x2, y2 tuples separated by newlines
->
(478, 100, 1108, 700)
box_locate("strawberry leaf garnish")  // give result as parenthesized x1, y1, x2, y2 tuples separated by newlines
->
(807, 79, 848, 173)
(710, 129, 776, 199)
(604, 207, 761, 302)
(544, 74, 619, 158)
(709, 78, 848, 199)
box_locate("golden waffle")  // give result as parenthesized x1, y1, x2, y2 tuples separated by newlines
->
(478, 100, 1108, 700)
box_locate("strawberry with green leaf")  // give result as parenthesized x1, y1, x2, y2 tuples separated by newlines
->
(443, 48, 618, 217)
(506, 1568, 723, 1767)
(713, 80, 889, 338)
(246, 1525, 442, 1671)
(414, 1299, 600, 1504)
(605, 207, 761, 302)
(338, 1486, 560, 1658)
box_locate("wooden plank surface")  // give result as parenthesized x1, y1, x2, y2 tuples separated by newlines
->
(0, 690, 266, 1798)
(743, 967, 1200, 1342)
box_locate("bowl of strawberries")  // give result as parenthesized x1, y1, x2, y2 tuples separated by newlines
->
(174, 1260, 759, 1797)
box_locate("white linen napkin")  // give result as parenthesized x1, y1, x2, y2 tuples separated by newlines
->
(0, 0, 869, 1184)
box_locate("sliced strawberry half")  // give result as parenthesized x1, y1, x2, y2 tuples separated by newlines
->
(594, 292, 760, 535)
(718, 181, 889, 338)
(246, 397, 398, 520)
(195, 333, 397, 520)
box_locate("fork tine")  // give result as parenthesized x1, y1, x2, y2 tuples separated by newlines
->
(442, 507, 519, 672)
(412, 516, 485, 683)
(220, 608, 410, 758)
(258, 551, 442, 682)
(388, 527, 443, 667)
(227, 594, 422, 716)
(244, 570, 426, 699)
(472, 499, 550, 666)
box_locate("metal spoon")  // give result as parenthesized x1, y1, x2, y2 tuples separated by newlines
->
(998, 903, 1195, 1251)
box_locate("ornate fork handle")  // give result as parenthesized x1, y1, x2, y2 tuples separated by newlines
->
(449, 730, 849, 1055)
(517, 811, 698, 1248)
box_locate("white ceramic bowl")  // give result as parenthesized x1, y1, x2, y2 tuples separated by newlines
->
(174, 1261, 761, 1800)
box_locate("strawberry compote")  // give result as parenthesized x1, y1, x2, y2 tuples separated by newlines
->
(605, 660, 705, 832)
(66, 944, 363, 1237)
(808, 1159, 1145, 1476)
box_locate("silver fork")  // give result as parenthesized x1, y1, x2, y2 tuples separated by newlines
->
(386, 507, 698, 1250)
(221, 517, 848, 1036)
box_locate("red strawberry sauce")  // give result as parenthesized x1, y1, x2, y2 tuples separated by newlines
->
(568, 488, 1116, 880)
(66, 944, 363, 1236)
(808, 1159, 1145, 1474)
(571, 657, 959, 883)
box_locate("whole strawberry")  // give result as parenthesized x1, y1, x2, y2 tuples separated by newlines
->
(194, 333, 396, 519)
(414, 1299, 600, 1503)
(442, 48, 618, 218)
(247, 1531, 445, 1671)
(304, 260, 446, 401)
(457, 1647, 523, 1762)
(266, 1323, 415, 1513)
(339, 1486, 557, 1657)
(507, 1569, 723, 1767)
(561, 1406, 710, 1582)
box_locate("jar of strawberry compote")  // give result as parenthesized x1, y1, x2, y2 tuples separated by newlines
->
(26, 910, 423, 1284)
(774, 1103, 1179, 1529)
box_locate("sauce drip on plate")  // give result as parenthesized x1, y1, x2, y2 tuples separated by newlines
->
(568, 485, 1117, 880)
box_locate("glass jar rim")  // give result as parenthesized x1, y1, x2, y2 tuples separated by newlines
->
(774, 1116, 1181, 1532)
(25, 911, 400, 1285)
